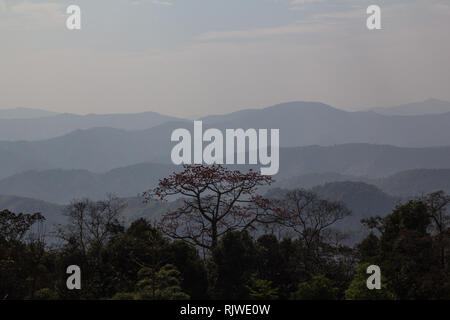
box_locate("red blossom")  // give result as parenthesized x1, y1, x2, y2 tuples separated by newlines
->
(143, 164, 281, 250)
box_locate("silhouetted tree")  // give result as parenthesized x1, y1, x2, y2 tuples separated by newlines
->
(419, 191, 450, 268)
(356, 196, 450, 299)
(292, 275, 338, 300)
(167, 241, 209, 299)
(102, 218, 170, 297)
(0, 210, 44, 242)
(269, 189, 352, 277)
(246, 276, 279, 300)
(0, 210, 49, 299)
(58, 195, 126, 255)
(133, 264, 190, 300)
(275, 189, 351, 248)
(57, 196, 126, 299)
(145, 165, 275, 251)
(210, 231, 257, 299)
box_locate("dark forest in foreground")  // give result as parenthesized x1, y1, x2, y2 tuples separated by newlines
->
(1, 165, 449, 300)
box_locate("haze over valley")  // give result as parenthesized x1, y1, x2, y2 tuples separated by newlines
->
(1, 99, 450, 243)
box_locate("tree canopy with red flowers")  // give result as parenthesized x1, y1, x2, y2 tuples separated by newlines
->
(144, 165, 277, 250)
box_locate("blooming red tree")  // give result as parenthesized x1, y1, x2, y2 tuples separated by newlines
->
(144, 165, 276, 251)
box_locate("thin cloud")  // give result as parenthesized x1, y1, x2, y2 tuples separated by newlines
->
(0, 1, 64, 29)
(195, 6, 361, 42)
(196, 22, 327, 41)
(0, 0, 6, 13)
(10, 1, 63, 14)
(152, 0, 173, 6)
(291, 0, 324, 3)
(290, 0, 324, 10)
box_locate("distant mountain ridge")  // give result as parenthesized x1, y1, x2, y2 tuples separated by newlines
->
(373, 169, 450, 197)
(266, 182, 398, 244)
(199, 101, 450, 147)
(277, 144, 450, 179)
(0, 194, 65, 225)
(2, 100, 450, 146)
(312, 181, 399, 244)
(0, 107, 59, 119)
(0, 120, 189, 178)
(2, 135, 450, 180)
(370, 99, 450, 116)
(0, 162, 175, 204)
(2, 100, 450, 178)
(0, 111, 183, 141)
(1, 151, 450, 204)
(276, 168, 450, 197)
(0, 193, 181, 236)
(2, 100, 450, 246)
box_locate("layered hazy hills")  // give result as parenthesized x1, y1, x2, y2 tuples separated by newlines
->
(0, 163, 175, 204)
(312, 181, 399, 243)
(1, 100, 450, 208)
(0, 193, 181, 235)
(277, 144, 450, 178)
(277, 169, 450, 197)
(2, 100, 450, 179)
(2, 141, 450, 181)
(312, 181, 398, 218)
(0, 110, 183, 141)
(0, 121, 189, 178)
(0, 107, 59, 119)
(267, 181, 398, 244)
(2, 100, 450, 145)
(1, 153, 450, 204)
(374, 169, 450, 197)
(201, 101, 450, 147)
(370, 99, 450, 116)
(0, 194, 65, 225)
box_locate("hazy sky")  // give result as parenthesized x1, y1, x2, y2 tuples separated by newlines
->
(1, 0, 450, 117)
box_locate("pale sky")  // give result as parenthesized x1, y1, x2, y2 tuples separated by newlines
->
(1, 0, 450, 117)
